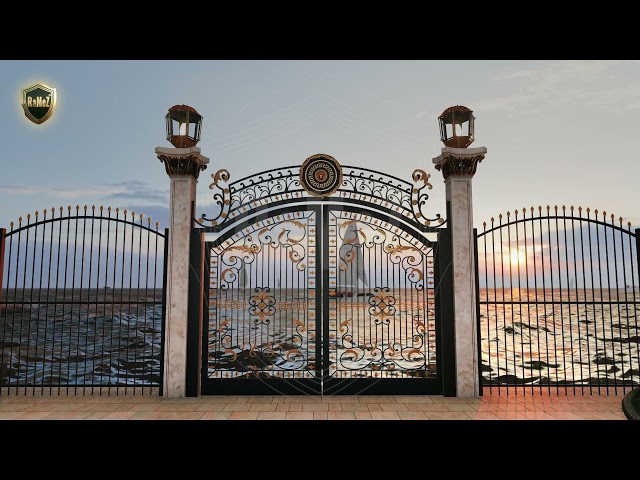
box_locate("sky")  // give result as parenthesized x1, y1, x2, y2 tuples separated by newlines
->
(1, 60, 640, 232)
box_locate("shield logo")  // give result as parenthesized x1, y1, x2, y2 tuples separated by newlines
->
(21, 83, 56, 125)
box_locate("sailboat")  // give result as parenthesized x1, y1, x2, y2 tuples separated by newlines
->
(333, 220, 368, 298)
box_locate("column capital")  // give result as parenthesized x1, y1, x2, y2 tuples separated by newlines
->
(432, 146, 487, 180)
(156, 146, 210, 180)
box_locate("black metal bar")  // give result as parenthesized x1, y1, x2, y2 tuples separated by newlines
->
(42, 212, 56, 394)
(17, 215, 29, 393)
(603, 214, 616, 394)
(93, 207, 103, 395)
(33, 213, 47, 394)
(594, 211, 607, 394)
(581, 209, 593, 395)
(521, 209, 533, 395)
(74, 206, 86, 394)
(514, 210, 524, 394)
(159, 227, 169, 396)
(530, 208, 542, 395)
(570, 208, 583, 395)
(554, 207, 567, 392)
(561, 207, 574, 393)
(437, 224, 456, 397)
(612, 216, 624, 393)
(25, 214, 38, 394)
(0, 228, 6, 304)
(322, 204, 329, 391)
(473, 228, 482, 396)
(186, 227, 203, 397)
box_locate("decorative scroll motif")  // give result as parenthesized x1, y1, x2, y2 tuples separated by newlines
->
(206, 210, 316, 380)
(368, 287, 396, 322)
(157, 153, 208, 179)
(434, 153, 485, 180)
(248, 287, 276, 323)
(199, 162, 445, 229)
(299, 153, 343, 197)
(328, 210, 436, 379)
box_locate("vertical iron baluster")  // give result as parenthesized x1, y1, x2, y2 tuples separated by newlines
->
(143, 216, 151, 393)
(118, 209, 128, 395)
(60, 206, 72, 394)
(553, 206, 567, 394)
(33, 212, 46, 394)
(74, 206, 87, 394)
(612, 216, 624, 393)
(530, 208, 541, 396)
(570, 208, 584, 395)
(25, 213, 39, 393)
(41, 213, 56, 395)
(514, 210, 525, 394)
(84, 207, 95, 393)
(67, 205, 82, 395)
(109, 208, 120, 393)
(481, 222, 490, 393)
(632, 228, 640, 388)
(159, 227, 168, 394)
(134, 214, 143, 394)
(17, 215, 31, 393)
(506, 212, 517, 394)
(102, 208, 113, 394)
(0, 226, 11, 390)
(578, 208, 592, 395)
(498, 213, 508, 395)
(546, 206, 558, 395)
(620, 222, 632, 392)
(50, 209, 62, 394)
(561, 207, 575, 392)
(603, 212, 616, 394)
(9, 220, 22, 391)
(539, 207, 550, 396)
(125, 211, 136, 394)
(92, 207, 103, 395)
(585, 209, 599, 394)
(521, 209, 533, 395)
(489, 218, 498, 394)
(594, 210, 607, 394)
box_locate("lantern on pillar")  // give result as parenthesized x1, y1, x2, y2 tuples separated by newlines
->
(438, 105, 474, 148)
(165, 104, 203, 148)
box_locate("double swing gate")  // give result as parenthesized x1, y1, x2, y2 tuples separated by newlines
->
(191, 155, 452, 395)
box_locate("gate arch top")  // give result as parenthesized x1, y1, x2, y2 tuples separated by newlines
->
(198, 154, 445, 233)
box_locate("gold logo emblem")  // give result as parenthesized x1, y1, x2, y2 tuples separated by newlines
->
(21, 83, 56, 125)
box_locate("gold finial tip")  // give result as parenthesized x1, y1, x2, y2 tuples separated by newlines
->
(83, 205, 87, 210)
(131, 211, 135, 216)
(44, 209, 47, 214)
(123, 209, 128, 215)
(116, 208, 120, 213)
(27, 214, 30, 219)
(155, 221, 159, 228)
(482, 222, 486, 227)
(92, 205, 95, 210)
(19, 216, 22, 222)
(491, 217, 494, 222)
(100, 206, 103, 211)
(35, 211, 39, 216)
(139, 214, 143, 219)
(147, 217, 151, 223)
(628, 222, 632, 227)
(10, 222, 13, 228)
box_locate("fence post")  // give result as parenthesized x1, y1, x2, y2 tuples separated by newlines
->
(0, 228, 6, 303)
(636, 229, 640, 295)
(156, 146, 209, 398)
(433, 146, 487, 398)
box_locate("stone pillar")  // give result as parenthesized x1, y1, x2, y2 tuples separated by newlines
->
(433, 146, 487, 397)
(156, 146, 209, 398)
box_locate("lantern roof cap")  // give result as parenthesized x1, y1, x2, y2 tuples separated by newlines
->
(168, 104, 201, 118)
(439, 105, 473, 118)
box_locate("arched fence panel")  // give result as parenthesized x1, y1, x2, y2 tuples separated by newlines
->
(476, 206, 640, 395)
(0, 206, 167, 395)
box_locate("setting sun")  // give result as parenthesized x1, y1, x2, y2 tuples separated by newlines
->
(510, 249, 526, 265)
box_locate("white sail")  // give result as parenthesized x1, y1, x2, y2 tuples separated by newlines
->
(337, 220, 368, 295)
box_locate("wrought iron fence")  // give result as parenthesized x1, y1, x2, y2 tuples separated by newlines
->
(0, 206, 167, 395)
(477, 205, 640, 395)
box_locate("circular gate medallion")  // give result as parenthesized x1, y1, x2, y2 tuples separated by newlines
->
(300, 154, 343, 197)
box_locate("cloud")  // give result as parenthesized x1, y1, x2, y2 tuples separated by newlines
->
(0, 180, 168, 205)
(472, 60, 640, 115)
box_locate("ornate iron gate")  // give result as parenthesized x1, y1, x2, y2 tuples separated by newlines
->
(195, 155, 448, 395)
